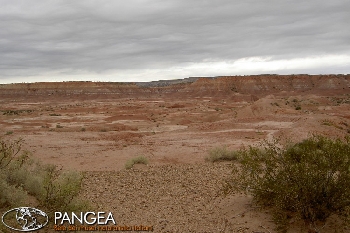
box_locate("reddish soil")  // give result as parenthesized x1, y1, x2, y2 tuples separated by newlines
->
(0, 75, 350, 232)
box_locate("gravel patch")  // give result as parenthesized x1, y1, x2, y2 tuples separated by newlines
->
(82, 163, 234, 232)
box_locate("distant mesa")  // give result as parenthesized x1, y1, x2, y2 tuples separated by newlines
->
(135, 77, 202, 87)
(0, 74, 349, 97)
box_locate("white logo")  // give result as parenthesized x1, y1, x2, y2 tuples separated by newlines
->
(2, 207, 49, 232)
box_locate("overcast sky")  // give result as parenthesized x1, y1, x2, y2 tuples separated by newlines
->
(1, 0, 350, 83)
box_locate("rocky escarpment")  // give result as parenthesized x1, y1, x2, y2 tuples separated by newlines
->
(186, 74, 350, 95)
(0, 74, 349, 98)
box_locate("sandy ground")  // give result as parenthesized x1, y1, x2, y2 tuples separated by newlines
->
(1, 93, 350, 232)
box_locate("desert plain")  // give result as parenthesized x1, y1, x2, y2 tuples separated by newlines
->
(1, 75, 350, 232)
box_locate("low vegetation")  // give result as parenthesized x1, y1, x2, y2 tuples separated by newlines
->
(225, 135, 350, 232)
(5, 131, 13, 135)
(321, 119, 344, 130)
(0, 138, 88, 214)
(49, 113, 61, 116)
(125, 156, 148, 169)
(205, 146, 238, 162)
(2, 109, 34, 115)
(56, 124, 64, 128)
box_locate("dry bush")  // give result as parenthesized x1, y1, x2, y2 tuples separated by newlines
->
(205, 147, 238, 162)
(125, 156, 148, 169)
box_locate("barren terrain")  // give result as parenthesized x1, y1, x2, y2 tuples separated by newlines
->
(1, 75, 350, 232)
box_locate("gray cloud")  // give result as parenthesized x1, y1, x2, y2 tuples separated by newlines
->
(1, 0, 350, 82)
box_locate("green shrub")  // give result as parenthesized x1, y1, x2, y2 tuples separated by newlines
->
(205, 147, 238, 162)
(125, 156, 148, 169)
(24, 174, 44, 197)
(0, 138, 28, 169)
(0, 175, 27, 207)
(226, 135, 350, 232)
(40, 164, 88, 212)
(0, 138, 89, 213)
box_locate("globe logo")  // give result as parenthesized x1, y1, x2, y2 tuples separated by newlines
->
(2, 207, 48, 232)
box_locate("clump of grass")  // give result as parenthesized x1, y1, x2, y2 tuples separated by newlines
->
(321, 119, 333, 126)
(205, 147, 238, 162)
(125, 156, 148, 169)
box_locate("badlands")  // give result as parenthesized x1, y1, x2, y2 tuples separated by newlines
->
(1, 74, 350, 232)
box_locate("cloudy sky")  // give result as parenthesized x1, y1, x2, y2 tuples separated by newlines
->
(1, 0, 350, 83)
